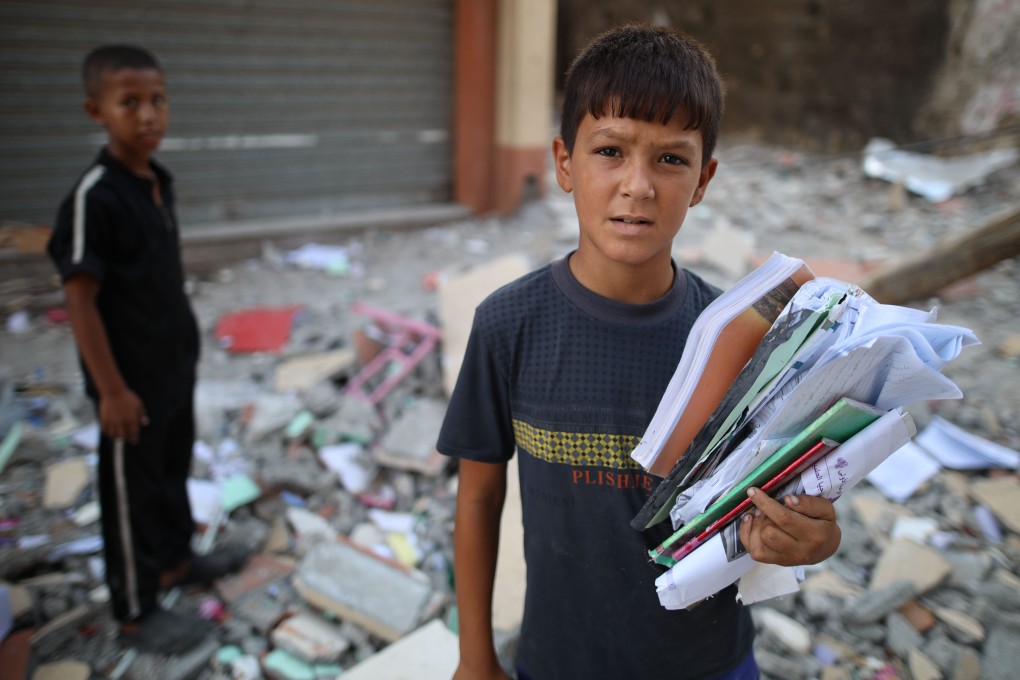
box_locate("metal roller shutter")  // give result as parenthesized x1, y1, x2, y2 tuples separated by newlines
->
(0, 0, 453, 230)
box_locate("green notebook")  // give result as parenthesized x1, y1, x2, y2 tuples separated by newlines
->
(649, 397, 886, 566)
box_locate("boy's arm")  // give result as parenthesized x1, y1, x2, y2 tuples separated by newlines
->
(452, 458, 511, 680)
(737, 487, 841, 566)
(64, 274, 148, 443)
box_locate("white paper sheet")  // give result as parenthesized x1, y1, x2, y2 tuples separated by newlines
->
(865, 441, 942, 502)
(915, 416, 1020, 469)
(655, 410, 915, 609)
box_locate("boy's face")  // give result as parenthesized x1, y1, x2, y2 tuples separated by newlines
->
(553, 112, 716, 279)
(84, 67, 168, 168)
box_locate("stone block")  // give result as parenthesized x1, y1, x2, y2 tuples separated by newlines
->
(274, 349, 356, 393)
(373, 398, 448, 476)
(342, 619, 458, 679)
(982, 625, 1020, 680)
(270, 612, 350, 663)
(970, 477, 1020, 534)
(754, 606, 811, 655)
(908, 648, 942, 680)
(898, 599, 937, 633)
(42, 457, 89, 509)
(886, 611, 923, 659)
(31, 660, 91, 680)
(844, 580, 916, 624)
(215, 553, 296, 604)
(934, 606, 985, 644)
(869, 537, 951, 594)
(291, 539, 435, 642)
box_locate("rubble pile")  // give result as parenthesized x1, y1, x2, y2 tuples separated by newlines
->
(1, 135, 1019, 679)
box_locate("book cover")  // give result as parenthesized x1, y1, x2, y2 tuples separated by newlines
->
(649, 397, 886, 565)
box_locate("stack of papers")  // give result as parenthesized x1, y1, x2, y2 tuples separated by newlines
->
(631, 253, 980, 609)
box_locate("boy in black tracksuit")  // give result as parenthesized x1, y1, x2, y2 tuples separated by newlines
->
(47, 45, 243, 653)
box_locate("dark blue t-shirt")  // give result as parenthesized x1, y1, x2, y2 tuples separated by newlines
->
(438, 254, 754, 679)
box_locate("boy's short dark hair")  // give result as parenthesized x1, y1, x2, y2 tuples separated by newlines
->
(560, 24, 725, 165)
(82, 45, 162, 98)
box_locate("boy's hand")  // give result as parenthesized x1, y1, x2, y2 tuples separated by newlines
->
(99, 388, 148, 443)
(738, 487, 840, 567)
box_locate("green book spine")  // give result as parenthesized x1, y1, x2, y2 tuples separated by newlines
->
(649, 397, 885, 565)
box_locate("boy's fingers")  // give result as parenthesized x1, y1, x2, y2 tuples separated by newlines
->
(783, 494, 837, 521)
(746, 488, 837, 528)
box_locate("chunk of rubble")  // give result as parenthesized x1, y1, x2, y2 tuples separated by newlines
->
(342, 618, 458, 679)
(373, 398, 448, 476)
(41, 457, 89, 509)
(869, 537, 951, 595)
(274, 349, 356, 393)
(270, 611, 350, 663)
(969, 476, 1020, 533)
(291, 539, 436, 642)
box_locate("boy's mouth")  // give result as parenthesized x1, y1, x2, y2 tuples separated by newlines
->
(612, 216, 652, 226)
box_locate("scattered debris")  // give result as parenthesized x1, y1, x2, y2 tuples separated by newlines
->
(1, 135, 1019, 678)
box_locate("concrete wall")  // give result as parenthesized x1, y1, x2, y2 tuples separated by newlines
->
(556, 0, 1017, 151)
(915, 0, 1020, 140)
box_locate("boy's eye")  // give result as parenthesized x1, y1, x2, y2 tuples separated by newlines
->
(661, 154, 687, 166)
(596, 147, 622, 158)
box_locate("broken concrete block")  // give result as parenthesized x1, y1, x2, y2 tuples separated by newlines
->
(342, 619, 458, 680)
(933, 606, 984, 644)
(908, 647, 941, 680)
(31, 660, 91, 680)
(374, 398, 448, 476)
(274, 349, 356, 393)
(869, 537, 951, 594)
(285, 507, 338, 548)
(800, 570, 861, 599)
(291, 539, 435, 642)
(754, 607, 811, 655)
(270, 611, 350, 663)
(970, 476, 1020, 533)
(215, 553, 296, 604)
(42, 457, 89, 509)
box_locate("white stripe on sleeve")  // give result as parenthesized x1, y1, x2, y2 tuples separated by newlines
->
(72, 165, 107, 264)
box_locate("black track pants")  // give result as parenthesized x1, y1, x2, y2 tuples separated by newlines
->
(96, 398, 196, 622)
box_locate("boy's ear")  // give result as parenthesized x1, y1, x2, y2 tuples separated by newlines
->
(689, 157, 718, 207)
(552, 136, 572, 194)
(83, 98, 103, 124)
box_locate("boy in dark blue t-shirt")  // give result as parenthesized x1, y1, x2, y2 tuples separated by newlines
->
(438, 25, 842, 679)
(48, 45, 244, 653)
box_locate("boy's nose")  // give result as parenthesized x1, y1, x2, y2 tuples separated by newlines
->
(621, 162, 655, 200)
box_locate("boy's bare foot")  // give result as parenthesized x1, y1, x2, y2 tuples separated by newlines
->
(118, 608, 214, 653)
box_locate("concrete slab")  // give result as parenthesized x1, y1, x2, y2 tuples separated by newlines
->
(274, 349, 356, 393)
(291, 539, 435, 642)
(970, 476, 1020, 533)
(374, 398, 449, 476)
(341, 619, 458, 680)
(31, 660, 91, 680)
(42, 457, 89, 509)
(869, 537, 951, 594)
(270, 612, 350, 663)
(215, 553, 296, 604)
